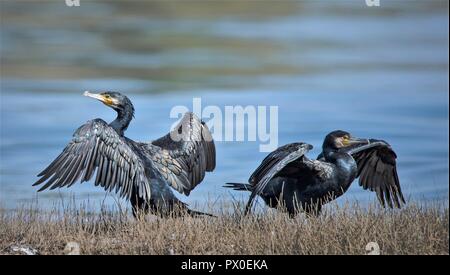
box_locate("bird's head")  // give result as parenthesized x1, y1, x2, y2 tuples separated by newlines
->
(84, 91, 134, 116)
(323, 130, 369, 152)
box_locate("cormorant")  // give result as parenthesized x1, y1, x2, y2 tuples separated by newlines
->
(225, 130, 405, 217)
(33, 91, 216, 217)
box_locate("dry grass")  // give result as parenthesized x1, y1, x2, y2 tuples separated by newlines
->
(0, 201, 448, 255)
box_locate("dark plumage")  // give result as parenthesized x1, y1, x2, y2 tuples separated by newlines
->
(225, 130, 405, 217)
(34, 91, 216, 218)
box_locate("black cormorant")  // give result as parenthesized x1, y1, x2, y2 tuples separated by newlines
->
(33, 91, 216, 217)
(225, 130, 405, 216)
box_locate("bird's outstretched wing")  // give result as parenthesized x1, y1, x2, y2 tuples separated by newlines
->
(351, 139, 405, 208)
(149, 112, 216, 196)
(245, 142, 313, 214)
(33, 119, 151, 200)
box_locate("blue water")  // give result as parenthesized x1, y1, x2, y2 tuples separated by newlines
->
(0, 1, 448, 212)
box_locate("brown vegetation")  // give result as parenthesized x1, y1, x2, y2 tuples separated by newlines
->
(0, 202, 448, 255)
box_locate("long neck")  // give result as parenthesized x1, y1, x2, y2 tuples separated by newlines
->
(109, 107, 133, 136)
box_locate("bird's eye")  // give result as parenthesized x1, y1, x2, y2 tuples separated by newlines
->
(104, 95, 110, 99)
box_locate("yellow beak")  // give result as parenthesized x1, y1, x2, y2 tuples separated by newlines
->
(84, 91, 113, 106)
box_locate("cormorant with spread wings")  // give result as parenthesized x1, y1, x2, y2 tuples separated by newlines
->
(34, 91, 216, 218)
(225, 130, 405, 217)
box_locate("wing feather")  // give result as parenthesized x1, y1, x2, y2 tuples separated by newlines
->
(33, 119, 150, 200)
(248, 142, 311, 186)
(149, 112, 216, 195)
(352, 139, 405, 208)
(244, 142, 313, 214)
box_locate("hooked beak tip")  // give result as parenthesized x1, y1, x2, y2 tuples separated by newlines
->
(83, 91, 104, 101)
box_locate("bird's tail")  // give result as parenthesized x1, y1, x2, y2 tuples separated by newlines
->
(223, 182, 253, 191)
(186, 208, 216, 218)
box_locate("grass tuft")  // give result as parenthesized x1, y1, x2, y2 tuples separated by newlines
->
(0, 201, 448, 255)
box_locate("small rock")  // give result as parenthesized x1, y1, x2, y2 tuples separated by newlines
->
(64, 242, 81, 255)
(166, 248, 175, 255)
(10, 245, 38, 255)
